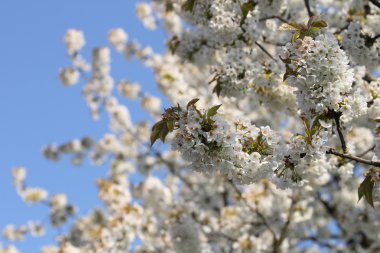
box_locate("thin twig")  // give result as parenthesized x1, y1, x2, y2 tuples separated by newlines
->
(228, 180, 278, 241)
(273, 197, 297, 253)
(255, 41, 277, 62)
(304, 0, 314, 17)
(259, 15, 289, 24)
(358, 145, 376, 157)
(255, 207, 278, 242)
(327, 148, 380, 168)
(317, 193, 344, 234)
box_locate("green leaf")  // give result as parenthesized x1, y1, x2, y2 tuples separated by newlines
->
(291, 30, 301, 43)
(358, 175, 375, 208)
(159, 123, 170, 143)
(167, 119, 175, 131)
(213, 82, 222, 97)
(240, 1, 255, 24)
(308, 19, 327, 33)
(312, 20, 328, 28)
(278, 22, 302, 31)
(150, 120, 165, 146)
(181, 0, 196, 12)
(310, 27, 322, 33)
(187, 98, 200, 110)
(301, 116, 317, 145)
(310, 114, 327, 136)
(207, 104, 222, 119)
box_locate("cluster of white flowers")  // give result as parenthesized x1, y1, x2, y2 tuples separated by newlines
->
(136, 2, 156, 30)
(42, 136, 93, 165)
(118, 80, 141, 100)
(5, 0, 380, 252)
(170, 216, 201, 253)
(64, 29, 85, 56)
(282, 33, 358, 117)
(343, 22, 380, 70)
(108, 28, 128, 52)
(59, 29, 89, 86)
(83, 47, 114, 119)
(59, 68, 79, 86)
(170, 104, 282, 184)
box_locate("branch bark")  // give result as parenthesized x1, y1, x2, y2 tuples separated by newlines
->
(259, 15, 289, 24)
(358, 145, 376, 157)
(228, 180, 278, 242)
(255, 41, 277, 62)
(273, 197, 297, 253)
(304, 0, 314, 17)
(327, 148, 380, 168)
(328, 109, 347, 153)
(369, 0, 380, 9)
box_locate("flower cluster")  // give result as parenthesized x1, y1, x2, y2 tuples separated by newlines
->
(4, 0, 380, 252)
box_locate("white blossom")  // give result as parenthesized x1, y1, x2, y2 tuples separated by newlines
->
(59, 68, 79, 86)
(64, 29, 85, 55)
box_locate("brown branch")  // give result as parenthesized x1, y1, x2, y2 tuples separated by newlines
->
(327, 148, 380, 168)
(366, 34, 380, 46)
(228, 180, 278, 242)
(255, 41, 277, 62)
(327, 109, 347, 153)
(372, 34, 380, 41)
(317, 194, 343, 232)
(273, 197, 297, 253)
(369, 0, 380, 9)
(358, 145, 376, 157)
(255, 207, 278, 242)
(259, 15, 289, 24)
(304, 0, 314, 17)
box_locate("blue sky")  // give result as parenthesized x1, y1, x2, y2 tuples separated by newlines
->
(0, 1, 166, 251)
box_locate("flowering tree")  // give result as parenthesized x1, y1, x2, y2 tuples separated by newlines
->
(3, 0, 380, 252)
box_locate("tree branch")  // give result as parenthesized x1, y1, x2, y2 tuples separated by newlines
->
(255, 41, 277, 62)
(366, 34, 380, 46)
(327, 109, 347, 153)
(369, 0, 380, 9)
(372, 34, 380, 41)
(273, 197, 297, 253)
(327, 148, 380, 168)
(228, 180, 278, 242)
(358, 145, 376, 157)
(259, 15, 289, 24)
(304, 0, 314, 17)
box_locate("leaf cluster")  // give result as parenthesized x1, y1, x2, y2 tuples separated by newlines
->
(150, 105, 182, 146)
(242, 134, 271, 156)
(278, 17, 328, 42)
(150, 99, 223, 146)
